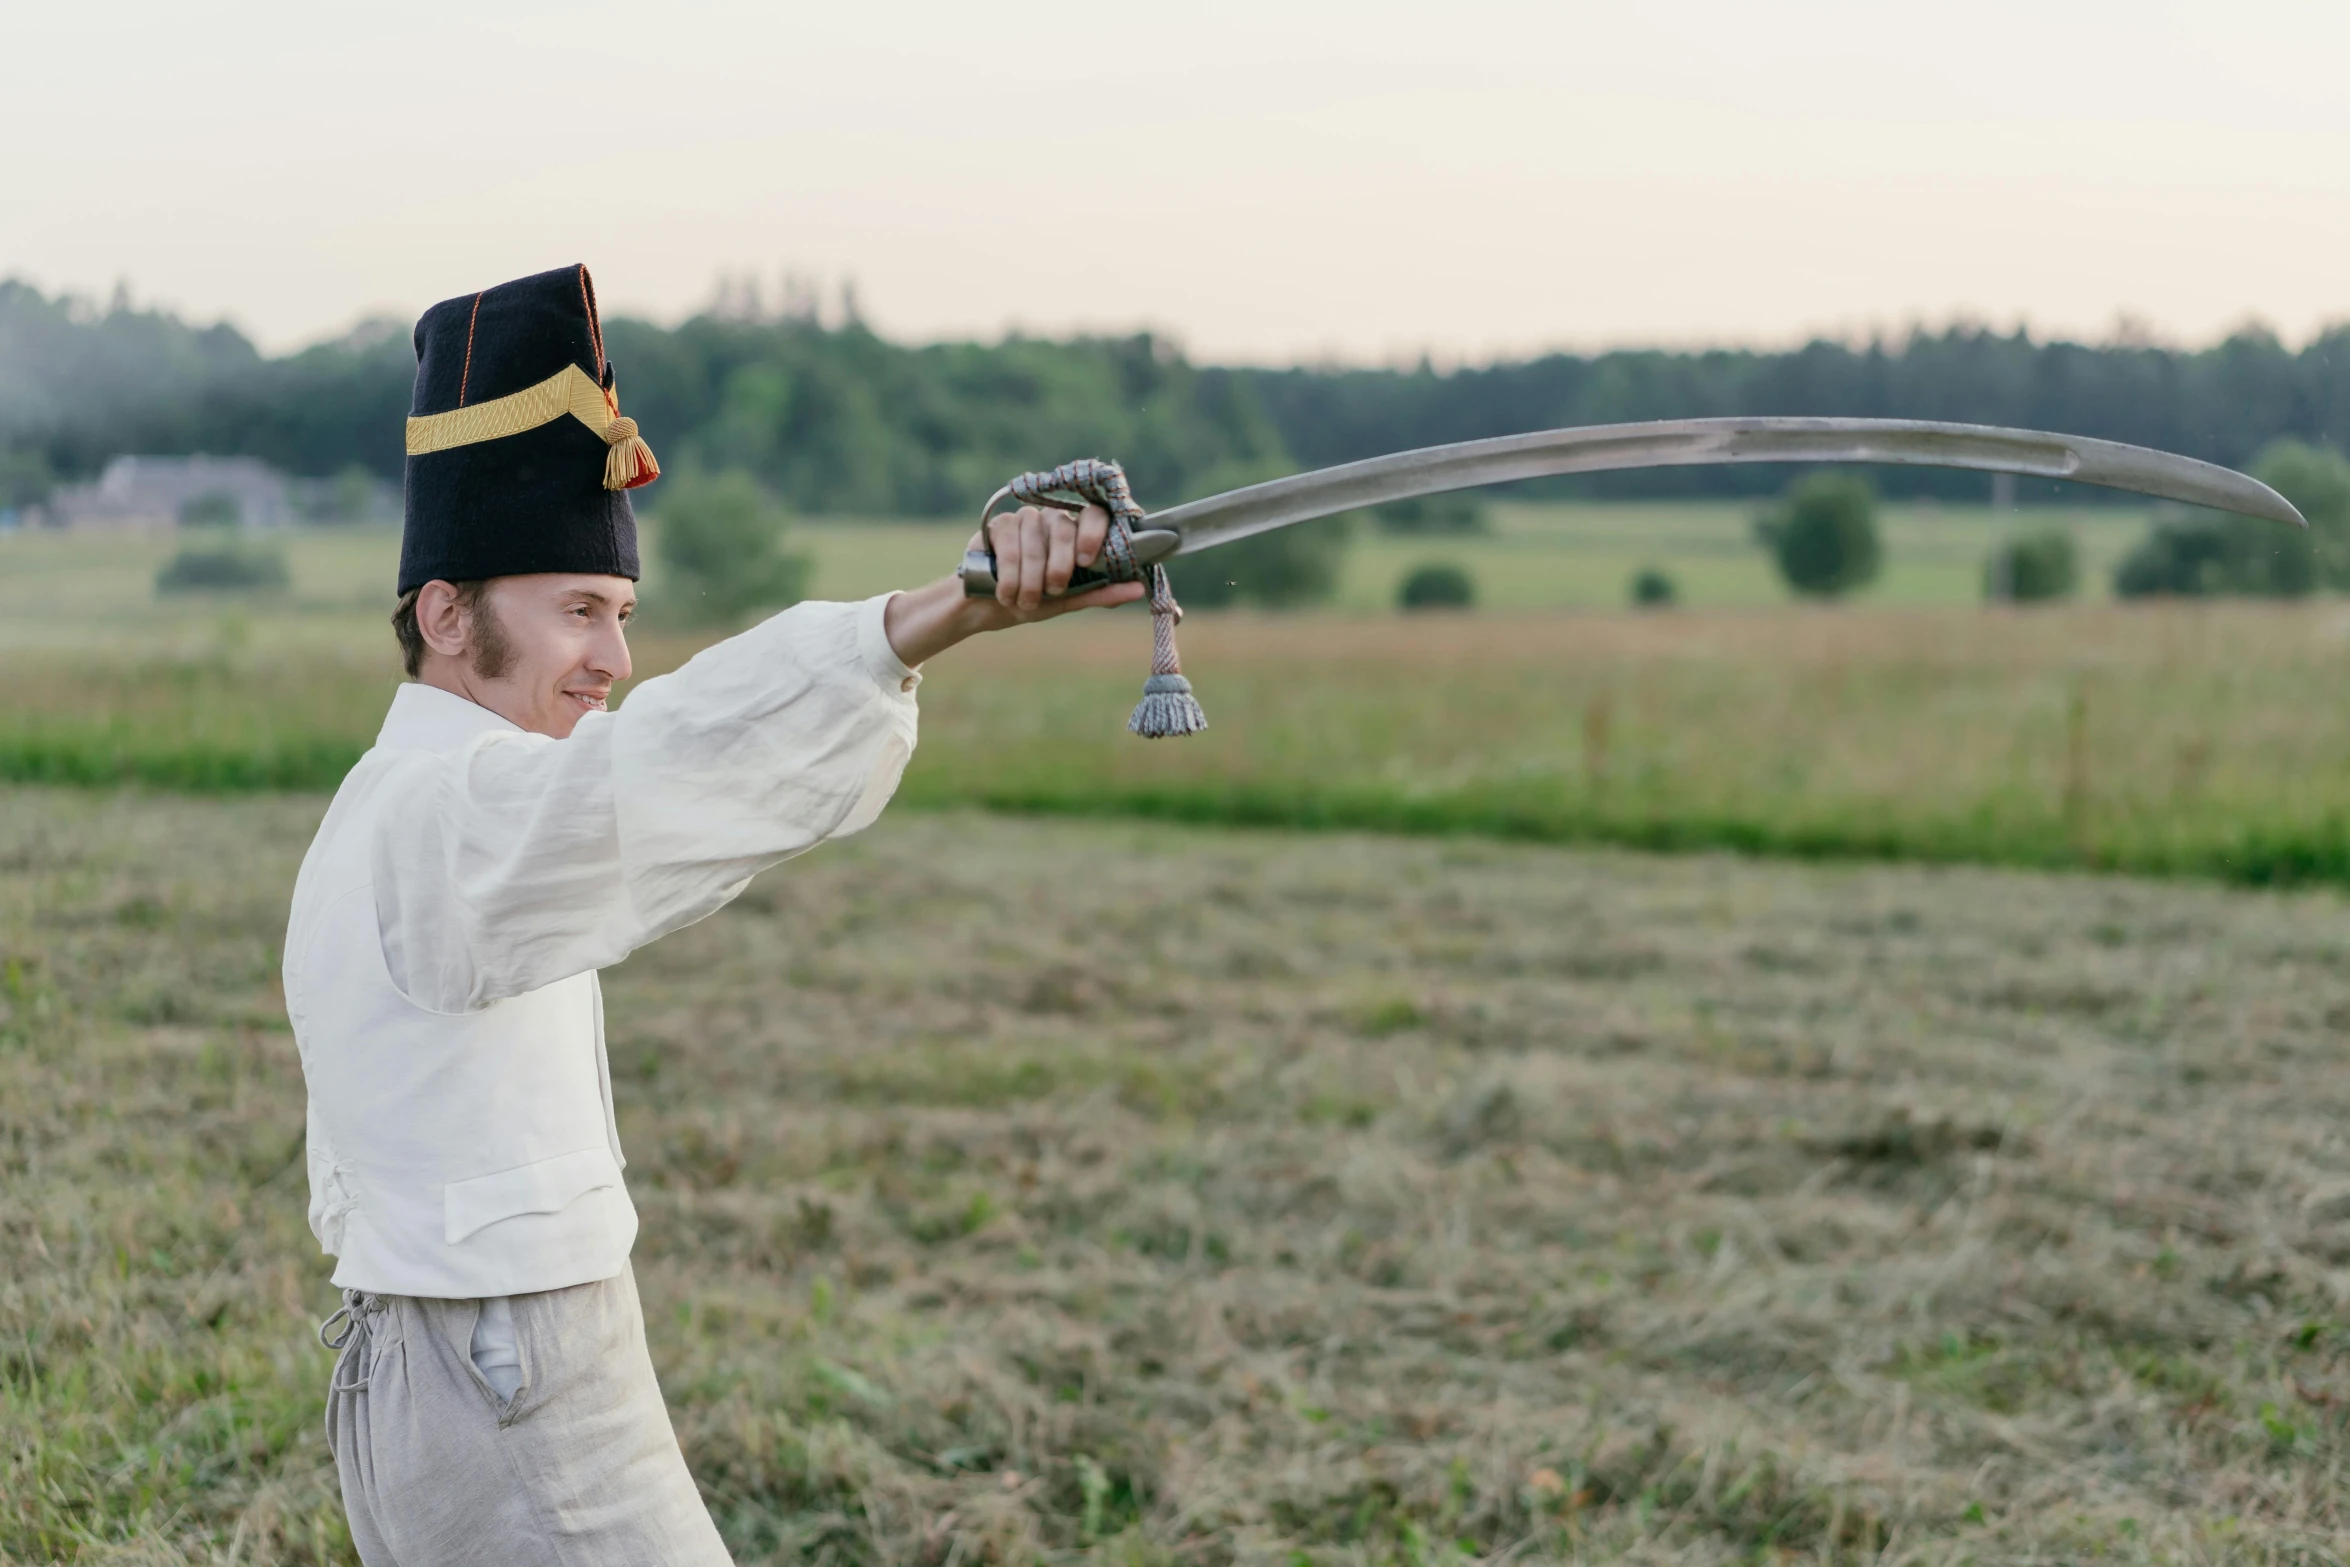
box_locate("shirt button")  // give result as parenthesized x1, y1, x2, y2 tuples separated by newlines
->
(900, 675, 919, 693)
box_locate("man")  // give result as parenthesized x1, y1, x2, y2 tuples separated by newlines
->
(284, 264, 1137, 1565)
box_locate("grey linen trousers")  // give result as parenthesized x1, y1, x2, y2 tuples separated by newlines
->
(321, 1266, 732, 1566)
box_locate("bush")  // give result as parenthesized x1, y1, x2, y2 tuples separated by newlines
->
(1397, 562, 1475, 610)
(155, 546, 289, 594)
(1371, 494, 1488, 534)
(2253, 440, 2350, 588)
(177, 490, 243, 528)
(2109, 441, 2335, 600)
(1754, 473, 1879, 598)
(1985, 527, 2078, 602)
(653, 470, 810, 626)
(2113, 513, 2314, 599)
(1630, 567, 1677, 608)
(0, 447, 54, 511)
(296, 465, 392, 525)
(1167, 515, 1351, 610)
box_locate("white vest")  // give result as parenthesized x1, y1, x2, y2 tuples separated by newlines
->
(284, 690, 635, 1298)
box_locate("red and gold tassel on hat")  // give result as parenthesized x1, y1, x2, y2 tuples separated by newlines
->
(598, 366, 658, 490)
(600, 410, 659, 490)
(407, 361, 659, 492)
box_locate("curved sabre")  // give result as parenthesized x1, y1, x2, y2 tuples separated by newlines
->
(1152, 417, 2305, 557)
(959, 416, 2303, 596)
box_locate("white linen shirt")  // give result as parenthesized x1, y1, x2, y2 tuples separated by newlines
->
(282, 594, 920, 1297)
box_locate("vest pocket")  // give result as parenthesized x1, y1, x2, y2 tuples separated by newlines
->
(442, 1147, 623, 1245)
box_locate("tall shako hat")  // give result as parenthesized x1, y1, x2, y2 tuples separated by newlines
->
(398, 264, 659, 594)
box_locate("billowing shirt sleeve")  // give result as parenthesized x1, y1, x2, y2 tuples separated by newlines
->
(372, 595, 921, 1013)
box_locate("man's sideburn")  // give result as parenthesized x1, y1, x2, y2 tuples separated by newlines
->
(469, 591, 515, 681)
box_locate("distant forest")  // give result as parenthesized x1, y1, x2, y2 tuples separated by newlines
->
(3, 277, 2345, 515)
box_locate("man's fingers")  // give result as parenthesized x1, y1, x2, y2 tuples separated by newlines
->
(976, 506, 1140, 618)
(1016, 508, 1047, 609)
(988, 514, 1020, 608)
(1074, 503, 1109, 568)
(1055, 580, 1146, 613)
(1044, 508, 1078, 595)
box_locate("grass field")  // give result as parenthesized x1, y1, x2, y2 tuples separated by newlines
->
(8, 789, 2350, 1565)
(0, 501, 2156, 648)
(1331, 500, 2154, 613)
(7, 511, 2350, 885)
(9, 507, 2350, 1564)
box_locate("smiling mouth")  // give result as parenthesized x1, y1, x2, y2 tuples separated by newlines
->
(568, 692, 609, 712)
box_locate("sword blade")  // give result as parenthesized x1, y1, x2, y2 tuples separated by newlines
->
(1146, 417, 2306, 555)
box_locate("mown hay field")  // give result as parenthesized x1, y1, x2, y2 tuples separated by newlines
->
(9, 505, 2350, 1564)
(8, 788, 2350, 1565)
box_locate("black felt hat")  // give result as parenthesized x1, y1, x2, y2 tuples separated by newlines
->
(397, 264, 659, 594)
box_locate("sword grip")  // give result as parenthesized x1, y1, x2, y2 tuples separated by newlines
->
(957, 530, 1181, 598)
(960, 548, 997, 597)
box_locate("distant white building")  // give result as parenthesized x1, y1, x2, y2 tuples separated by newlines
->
(47, 455, 293, 530)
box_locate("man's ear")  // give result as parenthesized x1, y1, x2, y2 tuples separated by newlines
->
(414, 580, 470, 661)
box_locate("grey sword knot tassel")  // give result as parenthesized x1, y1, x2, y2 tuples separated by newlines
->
(1122, 578, 1205, 738)
(1000, 459, 1206, 739)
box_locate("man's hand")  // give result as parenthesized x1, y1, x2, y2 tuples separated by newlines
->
(976, 502, 1146, 620)
(882, 503, 1146, 668)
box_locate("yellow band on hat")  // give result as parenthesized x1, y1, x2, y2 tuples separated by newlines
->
(404, 363, 659, 491)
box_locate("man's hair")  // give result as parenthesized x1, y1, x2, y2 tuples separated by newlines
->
(391, 580, 512, 680)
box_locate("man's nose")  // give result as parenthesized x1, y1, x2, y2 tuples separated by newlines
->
(592, 619, 633, 683)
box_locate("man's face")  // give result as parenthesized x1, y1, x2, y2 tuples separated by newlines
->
(444, 574, 636, 739)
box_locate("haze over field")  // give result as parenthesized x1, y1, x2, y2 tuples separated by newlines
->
(7, 0, 2349, 362)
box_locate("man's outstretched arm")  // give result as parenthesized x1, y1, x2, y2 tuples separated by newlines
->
(372, 504, 1136, 1013)
(884, 502, 1143, 666)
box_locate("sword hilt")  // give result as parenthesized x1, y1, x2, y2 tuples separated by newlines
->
(956, 533, 1181, 597)
(959, 457, 1206, 738)
(957, 458, 1179, 597)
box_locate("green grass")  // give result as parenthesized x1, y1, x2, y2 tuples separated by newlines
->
(9, 512, 2350, 888)
(0, 641, 388, 790)
(0, 499, 2154, 650)
(1334, 499, 2153, 612)
(896, 605, 2350, 887)
(8, 501, 2349, 1562)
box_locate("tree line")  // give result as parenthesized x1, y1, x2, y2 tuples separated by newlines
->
(1240, 329, 2350, 501)
(3, 276, 2345, 519)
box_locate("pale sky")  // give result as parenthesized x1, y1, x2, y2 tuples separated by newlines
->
(7, 0, 2348, 363)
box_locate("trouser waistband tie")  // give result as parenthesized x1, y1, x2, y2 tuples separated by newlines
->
(319, 1288, 386, 1447)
